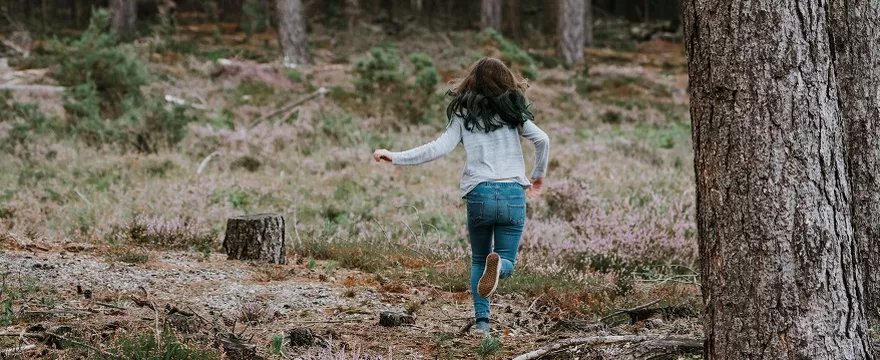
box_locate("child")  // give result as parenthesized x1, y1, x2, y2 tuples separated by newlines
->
(372, 57, 550, 336)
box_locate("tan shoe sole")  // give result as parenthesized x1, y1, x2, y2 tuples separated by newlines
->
(478, 253, 501, 297)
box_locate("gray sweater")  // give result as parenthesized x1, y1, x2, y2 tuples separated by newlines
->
(391, 116, 550, 197)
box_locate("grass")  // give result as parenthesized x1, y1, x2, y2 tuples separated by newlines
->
(78, 330, 223, 359)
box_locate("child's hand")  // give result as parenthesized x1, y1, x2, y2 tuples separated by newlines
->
(373, 149, 393, 163)
(526, 178, 544, 197)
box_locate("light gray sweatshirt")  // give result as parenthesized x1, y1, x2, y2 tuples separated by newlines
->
(391, 116, 550, 198)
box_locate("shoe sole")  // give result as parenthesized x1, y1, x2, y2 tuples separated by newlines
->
(478, 253, 501, 297)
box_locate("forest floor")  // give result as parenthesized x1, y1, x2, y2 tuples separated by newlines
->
(1, 18, 702, 359)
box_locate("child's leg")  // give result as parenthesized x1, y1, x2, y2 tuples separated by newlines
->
(494, 196, 526, 279)
(468, 199, 494, 320)
(469, 223, 493, 320)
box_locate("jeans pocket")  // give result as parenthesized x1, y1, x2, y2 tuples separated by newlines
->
(467, 201, 484, 222)
(508, 204, 525, 225)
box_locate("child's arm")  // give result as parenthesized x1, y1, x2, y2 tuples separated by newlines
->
(374, 119, 463, 165)
(521, 120, 550, 179)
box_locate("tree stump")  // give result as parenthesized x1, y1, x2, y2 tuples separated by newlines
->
(223, 213, 286, 264)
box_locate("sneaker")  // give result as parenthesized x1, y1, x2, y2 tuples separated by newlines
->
(478, 253, 501, 297)
(474, 319, 490, 336)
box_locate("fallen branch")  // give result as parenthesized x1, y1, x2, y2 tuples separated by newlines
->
(196, 152, 219, 175)
(247, 87, 328, 129)
(599, 299, 660, 323)
(97, 302, 127, 310)
(1, 344, 36, 357)
(47, 331, 126, 360)
(512, 335, 702, 360)
(0, 84, 65, 92)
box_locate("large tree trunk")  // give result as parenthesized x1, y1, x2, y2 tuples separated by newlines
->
(111, 0, 137, 42)
(685, 0, 873, 359)
(829, 1, 880, 328)
(480, 0, 501, 31)
(557, 0, 585, 65)
(276, 0, 311, 66)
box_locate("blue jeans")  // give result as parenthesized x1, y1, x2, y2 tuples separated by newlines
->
(466, 182, 526, 321)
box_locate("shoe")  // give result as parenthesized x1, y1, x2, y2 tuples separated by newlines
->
(478, 253, 501, 297)
(474, 319, 490, 336)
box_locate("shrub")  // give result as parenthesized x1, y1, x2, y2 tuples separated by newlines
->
(52, 10, 199, 153)
(479, 29, 538, 80)
(54, 9, 149, 118)
(353, 46, 441, 123)
(0, 91, 56, 159)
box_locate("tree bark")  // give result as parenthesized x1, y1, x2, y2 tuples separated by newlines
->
(111, 0, 138, 42)
(344, 0, 359, 29)
(223, 213, 287, 264)
(829, 0, 880, 328)
(584, 0, 593, 46)
(685, 0, 873, 358)
(276, 0, 311, 66)
(557, 0, 585, 65)
(480, 0, 501, 31)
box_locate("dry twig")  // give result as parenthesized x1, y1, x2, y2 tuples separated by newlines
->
(512, 335, 702, 360)
(599, 299, 660, 323)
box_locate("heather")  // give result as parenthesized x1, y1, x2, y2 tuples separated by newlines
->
(0, 10, 696, 359)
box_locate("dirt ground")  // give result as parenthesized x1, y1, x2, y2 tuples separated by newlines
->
(1, 235, 702, 359)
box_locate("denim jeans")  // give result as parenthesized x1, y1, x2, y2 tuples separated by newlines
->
(466, 182, 526, 320)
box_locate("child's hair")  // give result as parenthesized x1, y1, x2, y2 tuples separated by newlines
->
(446, 57, 535, 132)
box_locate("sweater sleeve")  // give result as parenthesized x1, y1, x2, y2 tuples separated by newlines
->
(391, 118, 463, 166)
(521, 120, 550, 178)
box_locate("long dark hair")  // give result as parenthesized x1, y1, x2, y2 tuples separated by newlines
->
(446, 57, 534, 132)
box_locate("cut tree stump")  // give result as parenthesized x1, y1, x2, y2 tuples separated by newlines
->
(379, 312, 414, 327)
(223, 213, 286, 264)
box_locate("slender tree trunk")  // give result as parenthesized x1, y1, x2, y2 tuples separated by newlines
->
(480, 0, 501, 31)
(344, 0, 359, 29)
(276, 0, 311, 65)
(557, 0, 584, 65)
(829, 0, 880, 328)
(584, 0, 592, 47)
(686, 0, 873, 359)
(111, 0, 137, 42)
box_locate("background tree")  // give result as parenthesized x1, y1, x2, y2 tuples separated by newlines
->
(685, 0, 873, 358)
(557, 0, 585, 64)
(276, 0, 311, 65)
(584, 0, 592, 46)
(481, 0, 502, 31)
(111, 0, 137, 42)
(830, 0, 880, 327)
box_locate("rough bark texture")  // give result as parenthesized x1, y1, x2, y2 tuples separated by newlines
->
(111, 0, 137, 42)
(685, 0, 873, 358)
(584, 0, 593, 46)
(223, 213, 286, 264)
(557, 0, 585, 65)
(480, 0, 502, 31)
(829, 0, 880, 328)
(276, 0, 311, 65)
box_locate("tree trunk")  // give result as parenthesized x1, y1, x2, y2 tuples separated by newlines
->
(111, 0, 137, 42)
(685, 0, 873, 359)
(344, 0, 359, 29)
(223, 213, 287, 264)
(583, 0, 592, 47)
(557, 0, 585, 65)
(829, 1, 880, 328)
(276, 0, 311, 66)
(480, 0, 501, 31)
